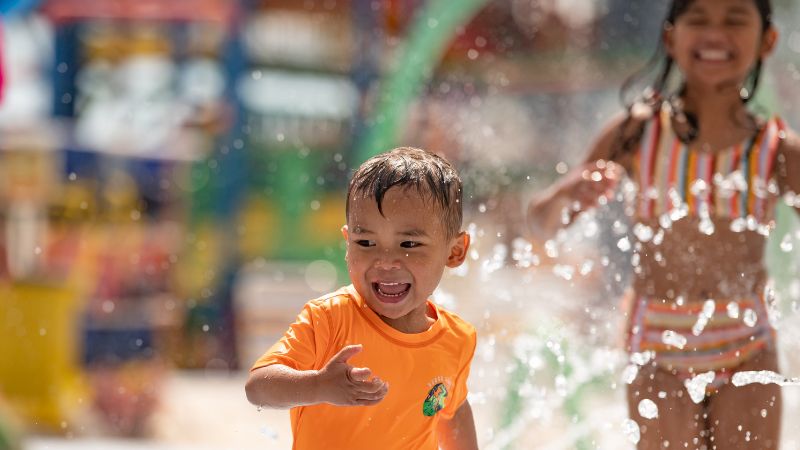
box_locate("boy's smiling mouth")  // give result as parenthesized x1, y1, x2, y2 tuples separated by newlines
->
(372, 282, 411, 304)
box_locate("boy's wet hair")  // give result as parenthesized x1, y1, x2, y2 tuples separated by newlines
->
(346, 147, 463, 238)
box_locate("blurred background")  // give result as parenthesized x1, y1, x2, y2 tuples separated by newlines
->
(0, 1, 799, 449)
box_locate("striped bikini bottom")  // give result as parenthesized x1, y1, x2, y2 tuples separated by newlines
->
(626, 292, 775, 388)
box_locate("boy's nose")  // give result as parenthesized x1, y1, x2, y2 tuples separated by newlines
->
(374, 250, 402, 269)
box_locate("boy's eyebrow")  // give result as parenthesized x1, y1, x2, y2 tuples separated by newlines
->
(351, 226, 373, 234)
(399, 229, 429, 237)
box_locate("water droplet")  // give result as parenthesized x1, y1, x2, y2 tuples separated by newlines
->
(638, 399, 659, 419)
(621, 419, 641, 444)
(780, 234, 793, 252)
(633, 223, 654, 242)
(698, 218, 715, 235)
(622, 364, 639, 384)
(727, 301, 740, 319)
(684, 371, 715, 403)
(661, 330, 687, 349)
(730, 218, 747, 233)
(743, 309, 757, 327)
(652, 229, 665, 245)
(630, 351, 655, 366)
(617, 237, 631, 252)
(690, 179, 709, 196)
(691, 300, 716, 336)
(732, 370, 800, 386)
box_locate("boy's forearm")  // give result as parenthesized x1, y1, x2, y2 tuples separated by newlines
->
(245, 364, 321, 409)
(438, 400, 478, 450)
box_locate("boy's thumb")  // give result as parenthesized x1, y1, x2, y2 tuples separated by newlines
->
(330, 344, 363, 364)
(348, 367, 373, 382)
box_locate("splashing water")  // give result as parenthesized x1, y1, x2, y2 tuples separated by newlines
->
(726, 301, 740, 319)
(622, 364, 639, 385)
(637, 399, 659, 419)
(732, 370, 800, 387)
(698, 218, 715, 236)
(617, 237, 631, 252)
(633, 223, 654, 242)
(621, 419, 641, 444)
(730, 218, 747, 233)
(780, 234, 794, 252)
(630, 351, 655, 366)
(743, 308, 758, 327)
(684, 371, 716, 403)
(661, 330, 687, 349)
(691, 300, 716, 336)
(763, 283, 781, 328)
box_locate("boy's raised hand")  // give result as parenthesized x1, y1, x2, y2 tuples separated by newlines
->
(315, 344, 389, 407)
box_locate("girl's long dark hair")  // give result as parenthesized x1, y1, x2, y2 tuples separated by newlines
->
(610, 0, 773, 160)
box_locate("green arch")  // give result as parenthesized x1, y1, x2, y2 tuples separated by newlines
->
(356, 0, 491, 163)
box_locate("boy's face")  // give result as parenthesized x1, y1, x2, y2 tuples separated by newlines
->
(343, 186, 469, 332)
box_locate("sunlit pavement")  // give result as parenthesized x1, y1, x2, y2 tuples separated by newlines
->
(26, 371, 292, 450)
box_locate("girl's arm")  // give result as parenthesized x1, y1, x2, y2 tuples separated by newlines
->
(245, 345, 388, 409)
(437, 400, 478, 450)
(777, 130, 800, 215)
(525, 113, 638, 242)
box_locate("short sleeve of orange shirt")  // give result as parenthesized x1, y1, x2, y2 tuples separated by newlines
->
(251, 285, 477, 450)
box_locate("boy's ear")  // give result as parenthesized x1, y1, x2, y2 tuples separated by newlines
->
(446, 232, 470, 268)
(341, 224, 349, 240)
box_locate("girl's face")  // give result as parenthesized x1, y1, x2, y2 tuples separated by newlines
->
(664, 0, 776, 91)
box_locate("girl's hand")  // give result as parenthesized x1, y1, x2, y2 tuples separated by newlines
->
(314, 344, 389, 407)
(559, 160, 623, 213)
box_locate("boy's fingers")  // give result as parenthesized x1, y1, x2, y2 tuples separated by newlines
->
(352, 377, 386, 394)
(329, 344, 363, 365)
(354, 385, 389, 403)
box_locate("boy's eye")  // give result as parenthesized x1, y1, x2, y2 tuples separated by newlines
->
(401, 241, 421, 249)
(355, 240, 375, 247)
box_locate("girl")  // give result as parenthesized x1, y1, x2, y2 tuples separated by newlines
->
(526, 1, 800, 448)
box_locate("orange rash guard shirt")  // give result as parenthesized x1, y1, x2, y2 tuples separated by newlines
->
(251, 285, 477, 450)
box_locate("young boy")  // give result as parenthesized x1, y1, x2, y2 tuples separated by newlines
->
(245, 147, 478, 449)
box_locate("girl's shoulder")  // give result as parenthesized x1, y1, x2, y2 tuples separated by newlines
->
(587, 102, 657, 171)
(777, 122, 800, 154)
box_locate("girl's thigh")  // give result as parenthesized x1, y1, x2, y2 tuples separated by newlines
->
(627, 364, 706, 450)
(707, 348, 782, 450)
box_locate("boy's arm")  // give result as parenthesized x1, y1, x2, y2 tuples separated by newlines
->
(245, 344, 389, 409)
(437, 399, 478, 450)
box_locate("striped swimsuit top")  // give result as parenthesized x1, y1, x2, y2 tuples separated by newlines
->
(635, 106, 786, 230)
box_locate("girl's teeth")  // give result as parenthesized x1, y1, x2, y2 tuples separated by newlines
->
(698, 50, 729, 61)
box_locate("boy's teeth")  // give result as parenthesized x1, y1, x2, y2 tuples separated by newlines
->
(376, 282, 410, 296)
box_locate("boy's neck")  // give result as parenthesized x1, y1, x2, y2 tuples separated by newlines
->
(378, 303, 437, 334)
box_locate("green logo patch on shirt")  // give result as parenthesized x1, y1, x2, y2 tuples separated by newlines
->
(422, 383, 448, 416)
